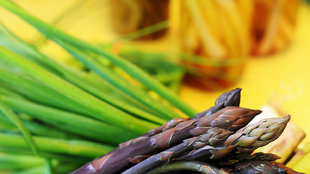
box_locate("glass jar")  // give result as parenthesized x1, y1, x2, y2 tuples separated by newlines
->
(179, 0, 249, 90)
(179, 0, 299, 90)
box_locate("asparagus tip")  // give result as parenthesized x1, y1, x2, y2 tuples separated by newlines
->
(215, 88, 242, 106)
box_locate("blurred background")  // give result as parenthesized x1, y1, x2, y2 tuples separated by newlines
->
(0, 0, 310, 171)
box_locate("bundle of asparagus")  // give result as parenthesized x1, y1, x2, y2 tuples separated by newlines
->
(71, 88, 302, 174)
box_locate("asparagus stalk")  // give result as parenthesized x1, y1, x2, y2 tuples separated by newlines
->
(257, 120, 305, 163)
(178, 116, 290, 161)
(252, 105, 305, 163)
(121, 88, 242, 149)
(121, 127, 233, 174)
(145, 161, 229, 174)
(119, 118, 189, 149)
(233, 161, 287, 174)
(215, 152, 280, 167)
(72, 106, 260, 174)
(226, 115, 290, 149)
(194, 88, 241, 119)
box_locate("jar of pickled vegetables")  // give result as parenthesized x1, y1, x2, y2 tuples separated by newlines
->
(179, 0, 299, 90)
(180, 0, 250, 90)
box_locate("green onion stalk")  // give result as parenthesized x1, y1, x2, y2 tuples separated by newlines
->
(0, 0, 197, 173)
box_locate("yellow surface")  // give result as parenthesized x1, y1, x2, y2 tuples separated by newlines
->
(181, 4, 310, 141)
(1, 1, 310, 141)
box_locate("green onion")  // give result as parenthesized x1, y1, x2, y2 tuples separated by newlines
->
(0, 101, 38, 155)
(0, 46, 157, 134)
(0, 133, 113, 158)
(56, 39, 176, 120)
(0, 24, 165, 123)
(0, 112, 79, 139)
(0, 146, 89, 162)
(0, 2, 205, 173)
(0, 0, 196, 117)
(0, 154, 44, 170)
(0, 95, 138, 145)
(0, 68, 90, 116)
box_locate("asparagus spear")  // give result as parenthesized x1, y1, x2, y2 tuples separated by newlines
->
(121, 88, 241, 149)
(72, 106, 260, 174)
(194, 88, 241, 119)
(121, 127, 232, 174)
(215, 152, 281, 166)
(145, 161, 229, 174)
(234, 160, 303, 174)
(119, 118, 189, 149)
(233, 161, 287, 174)
(178, 116, 290, 161)
(252, 106, 305, 163)
(225, 115, 290, 149)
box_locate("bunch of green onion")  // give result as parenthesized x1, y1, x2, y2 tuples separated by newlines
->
(0, 0, 196, 173)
